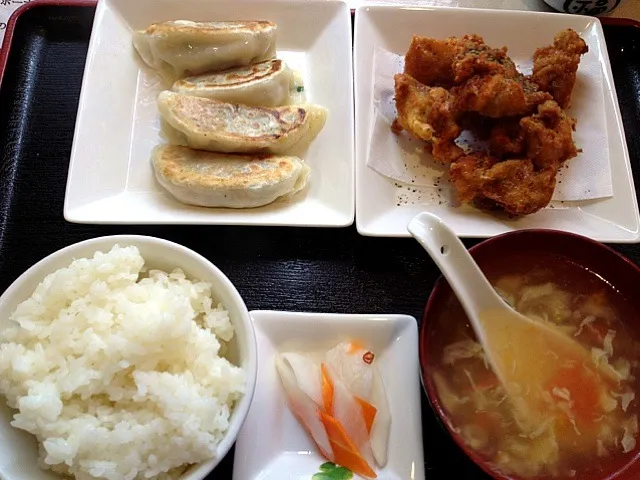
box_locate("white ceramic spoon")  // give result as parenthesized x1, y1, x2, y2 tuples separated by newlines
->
(408, 212, 618, 429)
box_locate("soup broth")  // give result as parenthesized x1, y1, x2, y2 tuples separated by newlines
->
(429, 252, 639, 479)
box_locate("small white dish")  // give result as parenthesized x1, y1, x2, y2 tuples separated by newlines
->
(65, 0, 354, 227)
(233, 311, 425, 480)
(0, 235, 257, 480)
(354, 5, 640, 242)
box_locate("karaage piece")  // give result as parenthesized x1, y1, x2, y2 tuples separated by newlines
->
(448, 153, 497, 203)
(393, 73, 463, 162)
(520, 100, 578, 169)
(453, 74, 552, 118)
(554, 28, 589, 56)
(451, 35, 519, 84)
(531, 28, 588, 108)
(404, 34, 518, 87)
(478, 160, 558, 215)
(489, 118, 525, 157)
(488, 100, 578, 165)
(404, 35, 458, 87)
(450, 154, 559, 215)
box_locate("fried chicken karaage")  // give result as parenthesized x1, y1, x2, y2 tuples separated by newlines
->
(453, 74, 552, 118)
(521, 99, 579, 169)
(404, 33, 518, 88)
(449, 155, 558, 215)
(393, 73, 463, 162)
(392, 29, 586, 216)
(451, 35, 518, 84)
(453, 99, 578, 214)
(489, 100, 578, 167)
(488, 118, 525, 157)
(531, 28, 588, 108)
(404, 35, 459, 87)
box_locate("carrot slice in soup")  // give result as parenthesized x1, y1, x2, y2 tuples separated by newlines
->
(319, 411, 377, 478)
(547, 363, 602, 424)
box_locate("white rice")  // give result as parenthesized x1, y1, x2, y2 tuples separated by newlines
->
(0, 245, 245, 480)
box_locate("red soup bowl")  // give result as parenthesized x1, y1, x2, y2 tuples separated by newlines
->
(419, 229, 640, 480)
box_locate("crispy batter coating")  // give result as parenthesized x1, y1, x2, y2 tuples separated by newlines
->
(488, 100, 578, 165)
(489, 118, 525, 157)
(553, 28, 590, 56)
(450, 155, 558, 215)
(520, 100, 579, 169)
(453, 74, 551, 118)
(531, 28, 588, 108)
(404, 33, 518, 87)
(478, 160, 558, 215)
(404, 35, 458, 87)
(393, 73, 463, 162)
(449, 154, 498, 203)
(451, 35, 519, 84)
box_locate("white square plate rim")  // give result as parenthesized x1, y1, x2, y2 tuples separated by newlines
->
(63, 0, 355, 227)
(354, 5, 640, 242)
(232, 310, 426, 480)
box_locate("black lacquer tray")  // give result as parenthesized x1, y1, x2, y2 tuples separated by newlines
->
(0, 2, 639, 479)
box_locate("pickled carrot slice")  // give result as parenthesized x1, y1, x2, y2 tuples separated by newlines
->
(321, 362, 334, 415)
(347, 340, 366, 354)
(319, 411, 377, 478)
(355, 395, 377, 433)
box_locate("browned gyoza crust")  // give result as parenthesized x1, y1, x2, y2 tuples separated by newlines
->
(174, 60, 285, 90)
(157, 91, 327, 154)
(143, 20, 277, 36)
(151, 144, 309, 208)
(171, 60, 293, 108)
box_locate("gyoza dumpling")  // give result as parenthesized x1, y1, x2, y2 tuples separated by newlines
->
(157, 91, 328, 154)
(133, 20, 277, 81)
(151, 145, 310, 208)
(172, 59, 295, 107)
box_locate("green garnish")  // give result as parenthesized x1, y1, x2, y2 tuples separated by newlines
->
(296, 85, 305, 93)
(312, 462, 354, 480)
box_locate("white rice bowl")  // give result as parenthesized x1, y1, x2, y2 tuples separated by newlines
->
(0, 244, 247, 480)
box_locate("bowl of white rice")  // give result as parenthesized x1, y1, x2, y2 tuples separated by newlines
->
(0, 235, 257, 480)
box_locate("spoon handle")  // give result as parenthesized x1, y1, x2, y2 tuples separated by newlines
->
(407, 212, 504, 317)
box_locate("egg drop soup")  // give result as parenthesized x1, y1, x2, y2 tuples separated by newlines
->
(427, 251, 639, 479)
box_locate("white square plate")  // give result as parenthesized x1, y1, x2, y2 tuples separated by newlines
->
(233, 311, 425, 480)
(64, 0, 354, 227)
(354, 6, 640, 242)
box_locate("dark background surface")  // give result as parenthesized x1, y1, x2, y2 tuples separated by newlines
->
(0, 5, 639, 479)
